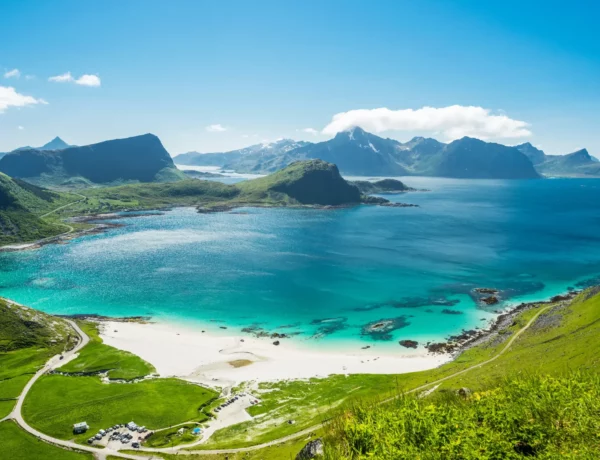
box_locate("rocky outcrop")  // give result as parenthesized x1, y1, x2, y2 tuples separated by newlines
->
(296, 438, 324, 459)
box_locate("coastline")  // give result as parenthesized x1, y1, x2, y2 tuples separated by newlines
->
(93, 287, 580, 389)
(0, 284, 583, 390)
(0, 198, 417, 253)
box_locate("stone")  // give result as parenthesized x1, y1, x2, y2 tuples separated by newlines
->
(296, 438, 324, 459)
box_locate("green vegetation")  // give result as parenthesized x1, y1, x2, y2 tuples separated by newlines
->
(350, 178, 413, 194)
(144, 423, 199, 448)
(236, 159, 362, 205)
(58, 322, 155, 380)
(0, 421, 92, 460)
(23, 375, 216, 444)
(0, 298, 76, 418)
(0, 173, 79, 245)
(194, 289, 600, 450)
(125, 433, 318, 459)
(324, 373, 600, 459)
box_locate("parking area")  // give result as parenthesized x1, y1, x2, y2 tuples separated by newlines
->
(86, 421, 152, 449)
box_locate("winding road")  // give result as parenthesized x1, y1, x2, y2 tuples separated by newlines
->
(4, 301, 554, 459)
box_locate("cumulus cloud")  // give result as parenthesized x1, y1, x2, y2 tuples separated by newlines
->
(322, 105, 532, 140)
(48, 72, 101, 87)
(206, 124, 227, 132)
(4, 69, 20, 79)
(75, 74, 101, 87)
(0, 86, 48, 113)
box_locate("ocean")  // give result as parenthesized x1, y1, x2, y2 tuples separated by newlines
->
(2, 176, 600, 350)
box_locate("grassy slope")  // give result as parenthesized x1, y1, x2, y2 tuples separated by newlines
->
(0, 298, 77, 418)
(324, 373, 600, 459)
(0, 420, 92, 460)
(190, 289, 600, 450)
(57, 322, 155, 380)
(0, 173, 78, 245)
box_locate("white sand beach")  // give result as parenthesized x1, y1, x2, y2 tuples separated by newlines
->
(99, 320, 452, 388)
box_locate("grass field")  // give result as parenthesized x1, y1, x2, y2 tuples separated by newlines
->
(23, 375, 217, 444)
(0, 420, 92, 460)
(191, 289, 600, 450)
(57, 322, 155, 380)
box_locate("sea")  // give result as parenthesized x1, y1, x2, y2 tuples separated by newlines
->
(2, 176, 600, 351)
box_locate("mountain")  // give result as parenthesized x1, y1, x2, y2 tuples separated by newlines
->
(515, 142, 546, 165)
(236, 159, 363, 206)
(286, 128, 409, 176)
(181, 128, 540, 179)
(38, 136, 71, 151)
(435, 137, 540, 179)
(175, 139, 311, 170)
(0, 134, 185, 188)
(0, 173, 68, 245)
(0, 137, 74, 160)
(516, 144, 600, 177)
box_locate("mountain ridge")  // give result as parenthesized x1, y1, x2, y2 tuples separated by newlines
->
(0, 134, 185, 188)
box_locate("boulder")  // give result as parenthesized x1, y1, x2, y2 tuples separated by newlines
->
(296, 438, 324, 459)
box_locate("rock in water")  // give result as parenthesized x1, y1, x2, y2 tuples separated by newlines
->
(296, 438, 324, 459)
(399, 340, 419, 348)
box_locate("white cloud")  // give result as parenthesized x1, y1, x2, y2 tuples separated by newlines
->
(18, 125, 24, 130)
(0, 86, 48, 113)
(4, 69, 20, 79)
(206, 124, 227, 132)
(298, 128, 319, 136)
(322, 105, 532, 140)
(75, 74, 101, 87)
(48, 72, 101, 87)
(25, 75, 35, 80)
(49, 72, 74, 83)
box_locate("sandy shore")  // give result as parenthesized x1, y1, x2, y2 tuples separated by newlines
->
(99, 320, 452, 388)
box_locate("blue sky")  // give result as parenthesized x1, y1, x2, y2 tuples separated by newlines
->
(1, 0, 598, 156)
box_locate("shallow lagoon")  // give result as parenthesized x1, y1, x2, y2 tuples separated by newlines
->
(2, 177, 600, 350)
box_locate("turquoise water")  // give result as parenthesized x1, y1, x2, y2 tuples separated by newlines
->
(2, 177, 600, 349)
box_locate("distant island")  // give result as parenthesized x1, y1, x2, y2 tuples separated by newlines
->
(0, 159, 415, 248)
(176, 127, 599, 179)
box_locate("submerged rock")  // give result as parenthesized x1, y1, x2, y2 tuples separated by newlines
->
(481, 295, 499, 305)
(441, 308, 463, 315)
(399, 340, 418, 349)
(361, 316, 411, 341)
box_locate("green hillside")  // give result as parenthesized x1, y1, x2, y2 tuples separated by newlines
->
(236, 159, 362, 205)
(0, 298, 77, 419)
(0, 173, 79, 246)
(321, 289, 600, 459)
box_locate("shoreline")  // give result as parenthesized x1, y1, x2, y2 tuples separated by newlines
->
(0, 284, 583, 389)
(92, 287, 579, 388)
(0, 198, 417, 253)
